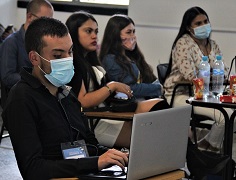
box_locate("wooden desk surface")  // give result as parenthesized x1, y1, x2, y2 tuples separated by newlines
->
(144, 170, 185, 180)
(52, 170, 185, 180)
(84, 111, 134, 120)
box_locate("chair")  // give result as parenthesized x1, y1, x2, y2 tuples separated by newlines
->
(157, 63, 213, 144)
(157, 63, 193, 107)
(0, 81, 10, 144)
(157, 63, 168, 85)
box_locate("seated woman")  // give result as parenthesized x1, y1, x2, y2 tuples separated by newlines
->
(66, 11, 167, 148)
(99, 14, 162, 100)
(164, 6, 233, 151)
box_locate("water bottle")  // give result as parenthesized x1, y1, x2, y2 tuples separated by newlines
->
(212, 55, 224, 96)
(198, 56, 210, 96)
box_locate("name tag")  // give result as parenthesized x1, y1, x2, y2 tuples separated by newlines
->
(61, 140, 89, 159)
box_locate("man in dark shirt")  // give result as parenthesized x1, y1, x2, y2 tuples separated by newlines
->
(0, 0, 54, 89)
(2, 17, 128, 180)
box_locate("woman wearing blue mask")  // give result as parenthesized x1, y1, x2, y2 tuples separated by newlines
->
(164, 7, 231, 152)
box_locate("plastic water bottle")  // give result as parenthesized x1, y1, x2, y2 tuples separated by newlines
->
(212, 55, 224, 96)
(198, 56, 210, 96)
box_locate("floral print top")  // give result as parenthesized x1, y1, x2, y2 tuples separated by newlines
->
(164, 34, 228, 96)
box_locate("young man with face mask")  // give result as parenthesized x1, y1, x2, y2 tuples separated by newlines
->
(2, 17, 128, 180)
(164, 7, 231, 153)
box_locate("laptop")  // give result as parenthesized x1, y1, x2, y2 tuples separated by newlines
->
(79, 105, 191, 180)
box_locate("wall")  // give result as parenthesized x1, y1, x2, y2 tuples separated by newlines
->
(129, 0, 236, 75)
(1, 0, 236, 75)
(0, 0, 17, 27)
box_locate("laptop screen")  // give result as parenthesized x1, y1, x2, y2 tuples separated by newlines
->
(79, 106, 191, 180)
(126, 106, 191, 180)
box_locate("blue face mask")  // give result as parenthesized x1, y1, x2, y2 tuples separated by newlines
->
(36, 53, 74, 87)
(192, 23, 211, 39)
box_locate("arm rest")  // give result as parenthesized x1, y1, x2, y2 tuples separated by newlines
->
(170, 82, 193, 107)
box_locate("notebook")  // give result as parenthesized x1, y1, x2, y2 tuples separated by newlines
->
(79, 105, 191, 180)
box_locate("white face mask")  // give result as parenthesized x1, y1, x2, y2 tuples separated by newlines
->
(36, 52, 74, 87)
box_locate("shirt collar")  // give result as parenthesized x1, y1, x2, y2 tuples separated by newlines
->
(20, 67, 44, 89)
(21, 67, 74, 97)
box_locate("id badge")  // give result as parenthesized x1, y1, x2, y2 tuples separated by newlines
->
(61, 140, 89, 159)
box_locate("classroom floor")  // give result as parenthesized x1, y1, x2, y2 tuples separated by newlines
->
(0, 107, 236, 180)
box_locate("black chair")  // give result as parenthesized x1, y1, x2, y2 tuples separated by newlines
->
(157, 63, 213, 144)
(157, 63, 193, 107)
(157, 63, 168, 85)
(0, 81, 10, 144)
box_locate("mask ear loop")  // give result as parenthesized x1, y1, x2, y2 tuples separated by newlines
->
(187, 26, 194, 37)
(34, 51, 50, 63)
(34, 51, 51, 75)
(189, 28, 196, 37)
(37, 65, 47, 75)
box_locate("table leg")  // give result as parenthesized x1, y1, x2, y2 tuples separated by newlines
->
(213, 107, 234, 180)
(224, 110, 236, 180)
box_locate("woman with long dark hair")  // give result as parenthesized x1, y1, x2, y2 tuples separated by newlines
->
(99, 14, 162, 99)
(164, 6, 232, 152)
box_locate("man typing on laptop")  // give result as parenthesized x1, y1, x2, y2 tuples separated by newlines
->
(2, 17, 128, 180)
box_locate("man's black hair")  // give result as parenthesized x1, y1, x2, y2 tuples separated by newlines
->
(25, 17, 68, 54)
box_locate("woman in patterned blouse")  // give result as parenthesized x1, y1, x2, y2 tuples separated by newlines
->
(164, 6, 233, 152)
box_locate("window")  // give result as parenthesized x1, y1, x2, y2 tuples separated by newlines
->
(78, 0, 129, 6)
(17, 0, 128, 15)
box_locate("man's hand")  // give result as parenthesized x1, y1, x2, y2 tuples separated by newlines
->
(98, 149, 128, 171)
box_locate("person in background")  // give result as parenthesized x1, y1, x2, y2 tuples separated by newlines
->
(0, 0, 54, 89)
(2, 17, 128, 180)
(66, 11, 167, 148)
(99, 14, 163, 100)
(164, 6, 233, 152)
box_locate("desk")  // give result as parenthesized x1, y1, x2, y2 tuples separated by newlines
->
(52, 169, 185, 180)
(144, 170, 185, 179)
(186, 96, 236, 180)
(84, 111, 134, 132)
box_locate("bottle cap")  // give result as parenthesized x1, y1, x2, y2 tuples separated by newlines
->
(202, 56, 208, 61)
(216, 55, 222, 60)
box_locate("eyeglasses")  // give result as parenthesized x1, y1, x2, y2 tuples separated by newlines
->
(31, 13, 39, 19)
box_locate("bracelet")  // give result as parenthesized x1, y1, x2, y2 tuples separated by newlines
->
(105, 85, 112, 95)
